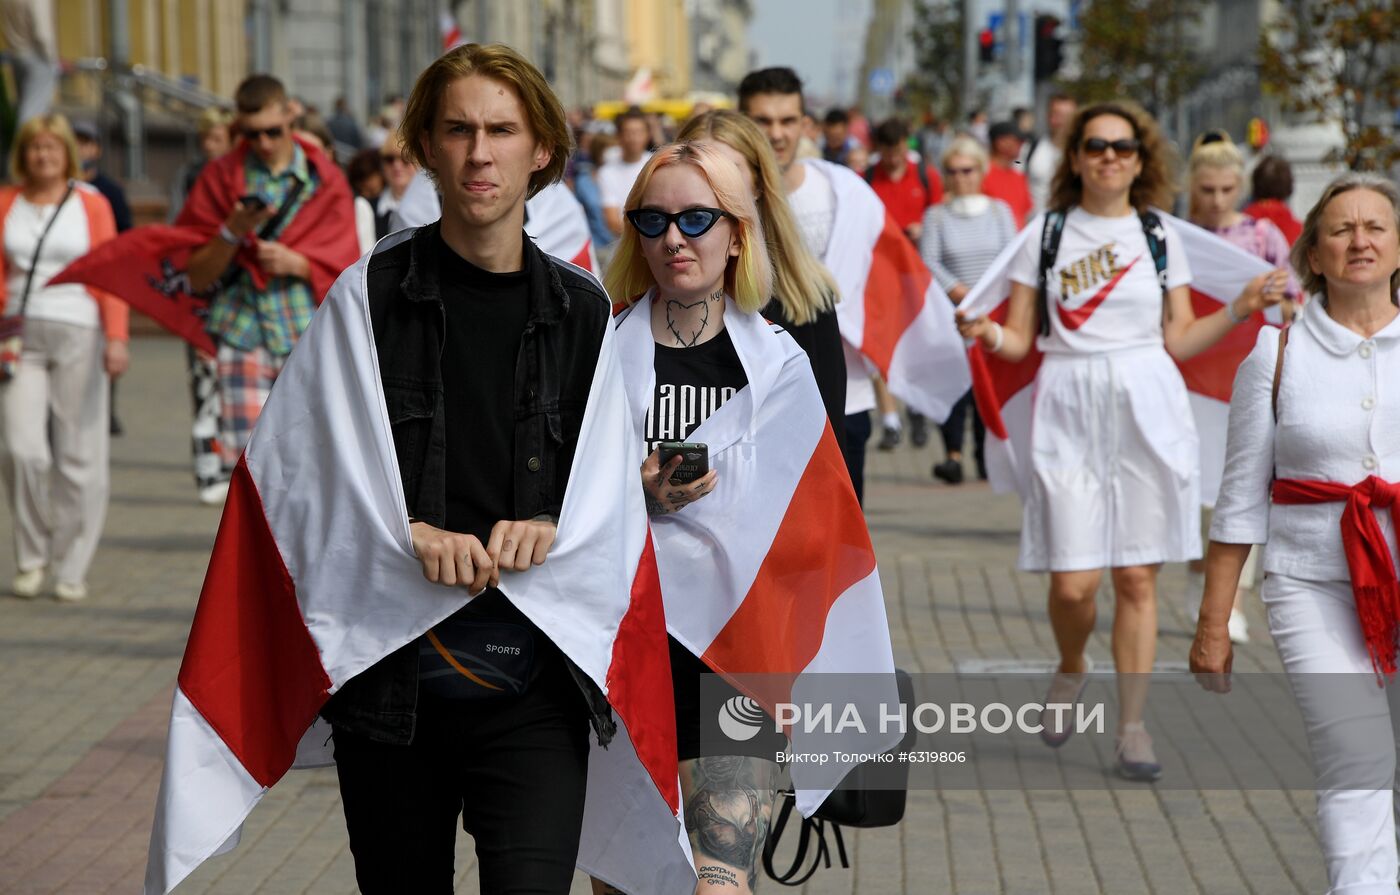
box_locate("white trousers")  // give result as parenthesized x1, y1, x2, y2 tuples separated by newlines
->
(1266, 574, 1400, 894)
(0, 319, 109, 586)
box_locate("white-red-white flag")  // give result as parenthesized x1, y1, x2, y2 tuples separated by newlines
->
(394, 171, 597, 272)
(809, 158, 971, 421)
(527, 180, 599, 272)
(439, 11, 464, 51)
(958, 211, 1277, 505)
(617, 295, 900, 816)
(144, 232, 681, 894)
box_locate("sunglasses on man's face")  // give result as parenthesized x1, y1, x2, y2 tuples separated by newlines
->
(945, 166, 978, 177)
(626, 207, 732, 240)
(381, 153, 409, 166)
(242, 125, 286, 141)
(1080, 137, 1140, 159)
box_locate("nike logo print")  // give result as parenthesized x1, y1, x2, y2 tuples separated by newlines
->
(1057, 254, 1143, 330)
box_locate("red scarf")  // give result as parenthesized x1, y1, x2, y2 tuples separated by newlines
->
(1272, 476, 1400, 677)
(175, 135, 359, 300)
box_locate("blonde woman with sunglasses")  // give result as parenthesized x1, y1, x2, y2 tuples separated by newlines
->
(604, 141, 892, 894)
(956, 102, 1283, 781)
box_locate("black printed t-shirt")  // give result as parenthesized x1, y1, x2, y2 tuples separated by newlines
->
(644, 326, 777, 759)
(643, 328, 747, 454)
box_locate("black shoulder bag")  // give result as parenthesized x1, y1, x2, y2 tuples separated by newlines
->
(1, 181, 77, 382)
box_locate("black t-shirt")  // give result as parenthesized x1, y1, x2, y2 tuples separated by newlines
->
(644, 328, 747, 455)
(439, 233, 529, 541)
(420, 233, 531, 691)
(761, 296, 846, 444)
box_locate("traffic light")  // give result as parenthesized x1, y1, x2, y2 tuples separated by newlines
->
(979, 27, 996, 65)
(1034, 15, 1063, 81)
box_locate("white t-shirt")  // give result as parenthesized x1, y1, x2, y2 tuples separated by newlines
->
(597, 153, 652, 209)
(1025, 139, 1062, 214)
(789, 160, 836, 259)
(1008, 208, 1192, 355)
(3, 193, 99, 330)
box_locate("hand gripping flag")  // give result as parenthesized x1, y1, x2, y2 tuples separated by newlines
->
(616, 295, 900, 816)
(49, 136, 360, 354)
(958, 211, 1277, 504)
(145, 234, 682, 895)
(395, 171, 598, 271)
(808, 158, 972, 421)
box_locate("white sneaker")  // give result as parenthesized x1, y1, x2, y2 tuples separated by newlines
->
(1228, 607, 1250, 644)
(199, 481, 231, 506)
(12, 567, 44, 599)
(54, 580, 88, 602)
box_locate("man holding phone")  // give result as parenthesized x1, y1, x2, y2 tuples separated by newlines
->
(181, 74, 357, 488)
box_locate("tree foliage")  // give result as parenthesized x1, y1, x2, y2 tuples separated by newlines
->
(904, 0, 964, 124)
(1259, 0, 1400, 171)
(1068, 0, 1206, 117)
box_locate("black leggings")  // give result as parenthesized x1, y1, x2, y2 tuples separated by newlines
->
(842, 410, 872, 505)
(332, 658, 590, 895)
(939, 390, 986, 467)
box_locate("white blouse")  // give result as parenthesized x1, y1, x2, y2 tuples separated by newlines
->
(1210, 300, 1400, 581)
(2, 193, 99, 330)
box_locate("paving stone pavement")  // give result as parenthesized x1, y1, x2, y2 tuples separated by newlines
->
(0, 338, 1327, 894)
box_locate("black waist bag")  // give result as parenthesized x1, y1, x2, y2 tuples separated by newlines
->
(764, 668, 915, 885)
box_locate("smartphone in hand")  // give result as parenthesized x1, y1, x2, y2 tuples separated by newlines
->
(238, 193, 270, 211)
(657, 442, 709, 485)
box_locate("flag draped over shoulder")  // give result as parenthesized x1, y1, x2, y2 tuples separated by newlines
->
(145, 233, 682, 895)
(49, 136, 359, 353)
(395, 171, 597, 271)
(616, 297, 900, 816)
(958, 211, 1276, 504)
(809, 158, 971, 421)
(526, 181, 599, 272)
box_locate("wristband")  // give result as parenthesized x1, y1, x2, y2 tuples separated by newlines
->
(1225, 300, 1249, 325)
(218, 224, 241, 246)
(986, 320, 1005, 354)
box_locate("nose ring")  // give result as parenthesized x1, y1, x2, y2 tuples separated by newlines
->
(666, 245, 681, 256)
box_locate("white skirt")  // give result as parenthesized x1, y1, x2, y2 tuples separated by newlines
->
(1019, 345, 1202, 572)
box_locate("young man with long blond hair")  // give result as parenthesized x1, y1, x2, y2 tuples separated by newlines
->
(317, 43, 616, 893)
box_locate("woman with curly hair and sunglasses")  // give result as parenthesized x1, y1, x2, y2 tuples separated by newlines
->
(957, 102, 1283, 781)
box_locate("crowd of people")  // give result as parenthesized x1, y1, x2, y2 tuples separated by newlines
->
(1, 36, 1398, 895)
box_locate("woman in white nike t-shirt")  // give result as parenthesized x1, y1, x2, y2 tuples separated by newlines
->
(956, 102, 1282, 780)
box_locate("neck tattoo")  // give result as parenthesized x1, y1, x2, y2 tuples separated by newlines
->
(665, 297, 710, 347)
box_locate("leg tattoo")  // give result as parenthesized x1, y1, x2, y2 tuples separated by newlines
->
(683, 756, 781, 891)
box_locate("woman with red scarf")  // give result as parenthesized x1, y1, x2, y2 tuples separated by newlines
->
(1192, 173, 1400, 894)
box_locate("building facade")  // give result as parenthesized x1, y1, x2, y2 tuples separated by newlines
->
(690, 0, 752, 95)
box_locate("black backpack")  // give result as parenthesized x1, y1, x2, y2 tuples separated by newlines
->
(1036, 209, 1169, 336)
(763, 669, 916, 885)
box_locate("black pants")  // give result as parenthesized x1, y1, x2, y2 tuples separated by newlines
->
(939, 390, 986, 473)
(332, 658, 590, 895)
(842, 410, 872, 505)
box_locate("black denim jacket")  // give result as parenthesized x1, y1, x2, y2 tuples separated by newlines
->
(320, 223, 616, 745)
